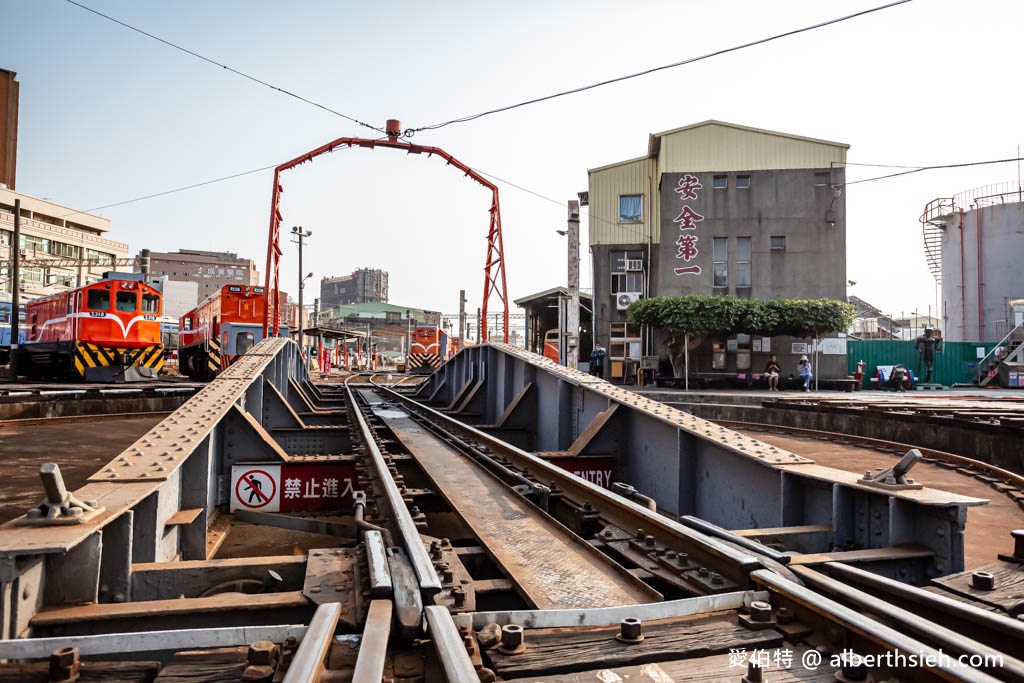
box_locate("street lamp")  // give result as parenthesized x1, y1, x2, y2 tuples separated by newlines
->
(291, 226, 312, 351)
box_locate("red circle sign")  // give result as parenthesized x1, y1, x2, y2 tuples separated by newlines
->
(235, 469, 276, 508)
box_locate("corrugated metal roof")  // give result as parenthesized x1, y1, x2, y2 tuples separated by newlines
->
(648, 119, 849, 158)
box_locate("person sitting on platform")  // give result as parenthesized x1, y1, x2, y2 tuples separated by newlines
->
(797, 355, 813, 392)
(764, 354, 782, 391)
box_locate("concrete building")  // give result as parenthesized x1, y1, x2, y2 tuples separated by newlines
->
(320, 268, 388, 309)
(320, 302, 441, 354)
(150, 276, 199, 320)
(922, 183, 1024, 342)
(142, 249, 260, 303)
(1, 187, 130, 299)
(588, 120, 849, 382)
(0, 69, 17, 191)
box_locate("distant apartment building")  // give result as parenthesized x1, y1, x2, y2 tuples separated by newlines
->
(1, 187, 130, 299)
(1, 68, 18, 190)
(142, 249, 260, 303)
(320, 268, 388, 309)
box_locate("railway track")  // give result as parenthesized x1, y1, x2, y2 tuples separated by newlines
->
(717, 419, 1024, 512)
(0, 339, 1020, 681)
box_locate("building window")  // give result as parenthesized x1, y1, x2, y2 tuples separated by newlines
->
(736, 236, 751, 288)
(21, 267, 44, 282)
(20, 234, 50, 252)
(610, 250, 645, 294)
(770, 236, 786, 251)
(814, 172, 830, 186)
(713, 175, 727, 189)
(713, 237, 728, 287)
(736, 175, 751, 189)
(618, 195, 642, 222)
(609, 322, 641, 362)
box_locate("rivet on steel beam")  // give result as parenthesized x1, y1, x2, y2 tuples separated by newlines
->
(616, 617, 644, 644)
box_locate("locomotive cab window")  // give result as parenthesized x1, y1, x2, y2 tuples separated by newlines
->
(142, 293, 159, 314)
(87, 289, 110, 311)
(116, 291, 138, 313)
(236, 331, 255, 355)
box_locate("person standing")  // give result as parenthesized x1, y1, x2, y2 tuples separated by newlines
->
(764, 354, 782, 391)
(797, 355, 813, 392)
(590, 343, 606, 379)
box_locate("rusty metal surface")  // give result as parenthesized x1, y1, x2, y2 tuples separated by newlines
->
(377, 408, 660, 610)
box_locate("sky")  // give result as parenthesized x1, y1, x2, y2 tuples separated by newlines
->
(4, 0, 1023, 331)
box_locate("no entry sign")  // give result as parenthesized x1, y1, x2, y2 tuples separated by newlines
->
(230, 463, 357, 512)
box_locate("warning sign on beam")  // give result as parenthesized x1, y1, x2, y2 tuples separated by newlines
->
(548, 456, 615, 490)
(230, 463, 357, 512)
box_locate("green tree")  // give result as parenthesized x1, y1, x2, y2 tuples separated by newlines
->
(627, 296, 854, 377)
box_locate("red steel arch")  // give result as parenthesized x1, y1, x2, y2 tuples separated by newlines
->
(262, 124, 509, 343)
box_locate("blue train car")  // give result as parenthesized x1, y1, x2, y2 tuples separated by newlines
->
(0, 300, 26, 366)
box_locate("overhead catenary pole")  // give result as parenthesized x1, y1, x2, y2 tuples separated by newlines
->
(458, 290, 466, 345)
(567, 200, 580, 370)
(9, 199, 21, 371)
(291, 226, 312, 358)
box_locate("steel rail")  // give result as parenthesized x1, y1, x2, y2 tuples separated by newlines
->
(751, 569, 1002, 683)
(789, 564, 1024, 681)
(369, 380, 762, 584)
(716, 419, 1024, 489)
(350, 600, 393, 682)
(459, 590, 764, 630)
(820, 561, 1024, 653)
(0, 624, 309, 660)
(282, 602, 340, 683)
(344, 382, 442, 594)
(424, 606, 479, 683)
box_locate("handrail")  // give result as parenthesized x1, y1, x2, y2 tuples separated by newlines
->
(975, 318, 1024, 383)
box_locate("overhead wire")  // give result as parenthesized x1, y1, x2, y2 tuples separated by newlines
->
(63, 0, 386, 135)
(407, 0, 913, 134)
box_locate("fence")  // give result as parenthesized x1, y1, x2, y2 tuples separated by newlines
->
(846, 339, 991, 388)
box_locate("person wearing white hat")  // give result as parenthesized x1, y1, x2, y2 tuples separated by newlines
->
(797, 355, 813, 392)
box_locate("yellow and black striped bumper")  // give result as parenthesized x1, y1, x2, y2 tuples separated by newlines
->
(74, 342, 165, 379)
(207, 338, 222, 376)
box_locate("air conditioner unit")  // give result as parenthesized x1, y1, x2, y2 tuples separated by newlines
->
(626, 259, 643, 271)
(616, 292, 641, 310)
(19, 249, 27, 257)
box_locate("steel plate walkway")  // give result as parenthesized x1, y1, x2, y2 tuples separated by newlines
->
(367, 398, 659, 610)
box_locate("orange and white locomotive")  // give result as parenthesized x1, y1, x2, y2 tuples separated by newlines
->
(179, 285, 272, 380)
(408, 325, 449, 373)
(17, 275, 164, 381)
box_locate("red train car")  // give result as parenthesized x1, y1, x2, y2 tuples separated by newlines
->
(16, 275, 164, 381)
(179, 285, 272, 380)
(408, 325, 449, 373)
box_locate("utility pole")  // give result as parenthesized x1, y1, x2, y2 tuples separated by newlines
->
(291, 226, 312, 357)
(476, 307, 481, 343)
(314, 297, 320, 372)
(458, 290, 466, 344)
(567, 200, 580, 370)
(9, 199, 20, 372)
(405, 309, 412, 362)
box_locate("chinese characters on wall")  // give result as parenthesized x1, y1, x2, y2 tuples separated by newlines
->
(673, 174, 704, 276)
